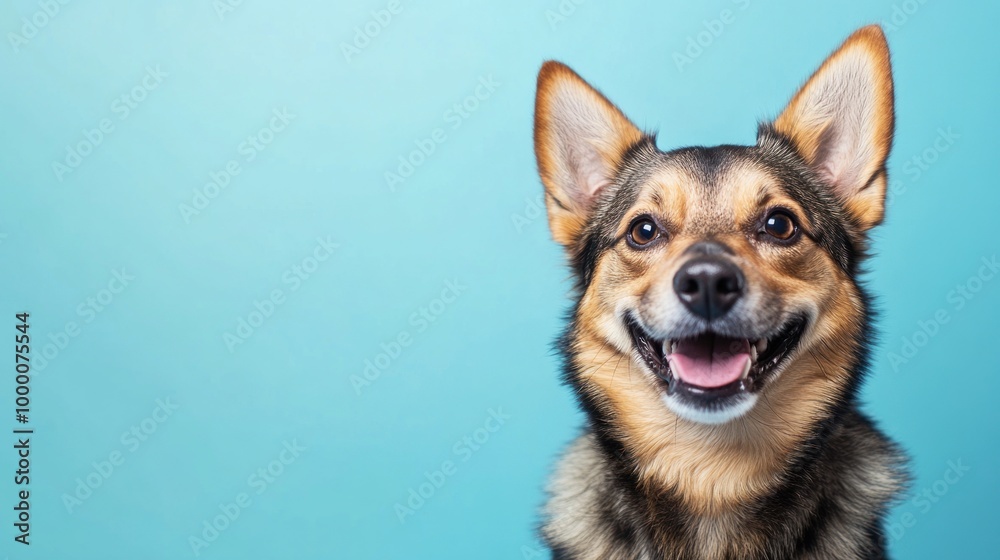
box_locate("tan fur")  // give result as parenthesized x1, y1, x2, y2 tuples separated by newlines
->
(774, 25, 894, 230)
(535, 26, 901, 557)
(534, 62, 644, 246)
(571, 162, 865, 519)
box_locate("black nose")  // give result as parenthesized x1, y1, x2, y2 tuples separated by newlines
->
(673, 257, 745, 320)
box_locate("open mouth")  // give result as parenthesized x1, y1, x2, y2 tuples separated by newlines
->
(626, 315, 806, 407)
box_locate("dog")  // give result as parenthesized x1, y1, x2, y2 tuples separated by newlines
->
(533, 25, 908, 559)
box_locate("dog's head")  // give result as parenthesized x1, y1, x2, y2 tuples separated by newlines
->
(534, 26, 893, 494)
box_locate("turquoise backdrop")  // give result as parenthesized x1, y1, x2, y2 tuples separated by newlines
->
(2, 1, 997, 558)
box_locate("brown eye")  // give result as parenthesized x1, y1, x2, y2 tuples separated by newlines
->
(628, 217, 660, 247)
(764, 211, 797, 241)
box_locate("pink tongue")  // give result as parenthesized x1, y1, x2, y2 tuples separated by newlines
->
(668, 335, 750, 389)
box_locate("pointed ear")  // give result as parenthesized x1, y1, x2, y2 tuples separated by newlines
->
(772, 25, 894, 231)
(534, 61, 645, 246)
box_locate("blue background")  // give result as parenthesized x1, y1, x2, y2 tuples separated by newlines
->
(2, 1, 997, 558)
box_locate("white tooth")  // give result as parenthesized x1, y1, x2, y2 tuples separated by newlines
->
(750, 345, 758, 363)
(662, 340, 672, 356)
(741, 356, 752, 379)
(755, 338, 768, 353)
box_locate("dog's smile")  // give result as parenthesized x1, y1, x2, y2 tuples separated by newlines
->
(627, 315, 807, 413)
(535, 26, 907, 556)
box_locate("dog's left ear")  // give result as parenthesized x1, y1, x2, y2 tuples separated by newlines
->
(771, 25, 894, 231)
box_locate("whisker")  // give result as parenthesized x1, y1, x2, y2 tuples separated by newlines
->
(627, 353, 633, 387)
(609, 354, 625, 388)
(582, 349, 621, 384)
(760, 391, 793, 431)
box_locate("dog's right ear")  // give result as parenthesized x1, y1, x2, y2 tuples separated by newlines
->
(771, 26, 894, 232)
(534, 61, 644, 247)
